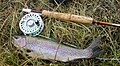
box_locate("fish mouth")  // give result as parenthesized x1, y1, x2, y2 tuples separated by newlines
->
(12, 35, 26, 40)
(13, 36, 21, 39)
(12, 36, 21, 48)
(12, 36, 17, 44)
(12, 36, 21, 45)
(13, 36, 20, 39)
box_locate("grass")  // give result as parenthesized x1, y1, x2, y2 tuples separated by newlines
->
(0, 0, 120, 66)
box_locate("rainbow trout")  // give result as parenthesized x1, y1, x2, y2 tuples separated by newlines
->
(12, 36, 102, 62)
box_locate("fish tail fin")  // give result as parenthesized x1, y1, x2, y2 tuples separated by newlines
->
(87, 37, 102, 57)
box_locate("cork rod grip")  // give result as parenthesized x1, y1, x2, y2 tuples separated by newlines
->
(42, 10, 93, 24)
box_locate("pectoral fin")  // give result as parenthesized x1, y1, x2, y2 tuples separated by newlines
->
(27, 52, 43, 58)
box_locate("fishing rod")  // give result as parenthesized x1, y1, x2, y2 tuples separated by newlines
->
(19, 8, 120, 36)
(23, 8, 120, 27)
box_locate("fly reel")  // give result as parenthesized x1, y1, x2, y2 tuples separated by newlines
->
(19, 13, 44, 36)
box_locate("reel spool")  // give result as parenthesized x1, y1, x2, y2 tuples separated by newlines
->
(19, 13, 44, 36)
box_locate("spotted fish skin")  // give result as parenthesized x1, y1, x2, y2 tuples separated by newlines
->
(13, 36, 101, 62)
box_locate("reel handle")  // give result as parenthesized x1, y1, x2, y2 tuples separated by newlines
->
(42, 10, 94, 24)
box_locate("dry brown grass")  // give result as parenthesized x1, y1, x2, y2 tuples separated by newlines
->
(0, 0, 120, 66)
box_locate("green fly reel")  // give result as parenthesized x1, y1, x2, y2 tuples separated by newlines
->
(19, 13, 44, 36)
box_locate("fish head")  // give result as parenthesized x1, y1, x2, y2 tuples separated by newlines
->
(12, 36, 26, 48)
